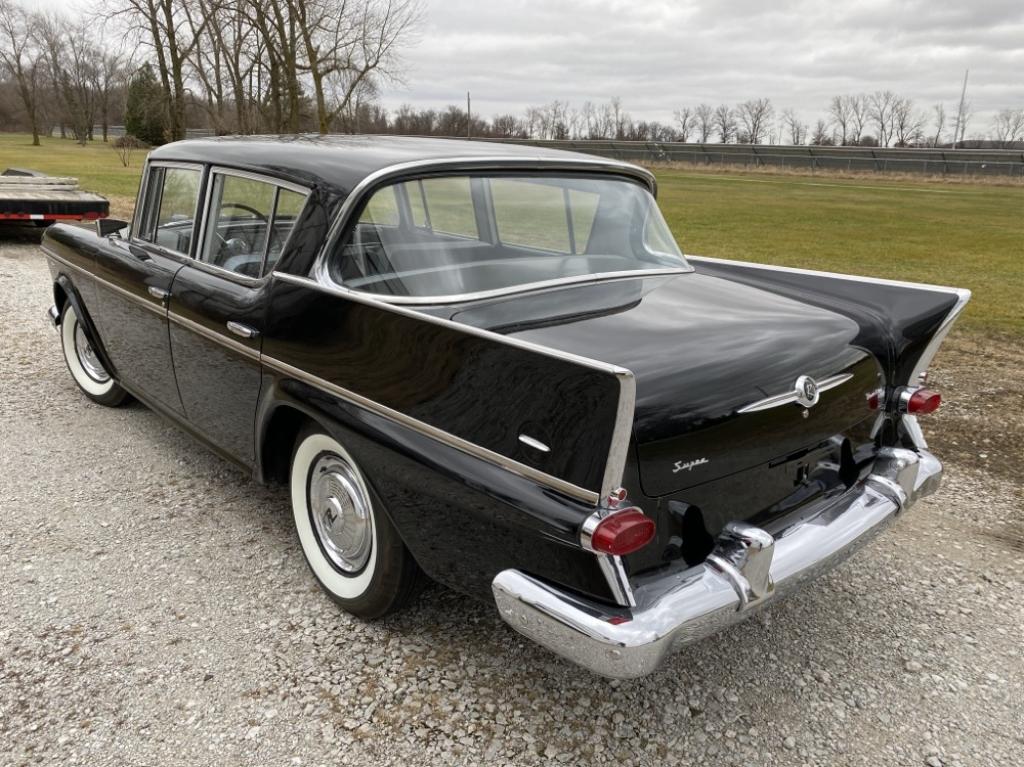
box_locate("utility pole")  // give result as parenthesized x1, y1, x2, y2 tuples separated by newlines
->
(953, 69, 969, 149)
(467, 91, 472, 139)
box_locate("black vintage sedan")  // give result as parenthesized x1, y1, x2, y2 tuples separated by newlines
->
(42, 136, 969, 678)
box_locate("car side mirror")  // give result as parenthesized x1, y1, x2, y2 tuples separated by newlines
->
(96, 218, 129, 238)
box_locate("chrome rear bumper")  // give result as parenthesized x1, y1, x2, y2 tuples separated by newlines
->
(492, 447, 941, 679)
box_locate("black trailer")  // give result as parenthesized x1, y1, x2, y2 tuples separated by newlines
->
(0, 168, 109, 226)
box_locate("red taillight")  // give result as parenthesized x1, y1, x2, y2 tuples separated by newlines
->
(906, 388, 941, 414)
(867, 391, 881, 410)
(590, 509, 656, 556)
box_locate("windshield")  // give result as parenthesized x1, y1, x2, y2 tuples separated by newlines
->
(327, 174, 689, 300)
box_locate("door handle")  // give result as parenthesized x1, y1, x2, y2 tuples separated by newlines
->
(148, 286, 170, 301)
(226, 321, 259, 339)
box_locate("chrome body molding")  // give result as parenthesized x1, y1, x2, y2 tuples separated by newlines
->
(272, 271, 637, 506)
(168, 313, 261, 362)
(493, 446, 941, 679)
(44, 248, 168, 318)
(259, 353, 603, 506)
(46, 305, 60, 329)
(737, 372, 853, 414)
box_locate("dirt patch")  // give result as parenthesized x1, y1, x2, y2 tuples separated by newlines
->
(926, 329, 1024, 486)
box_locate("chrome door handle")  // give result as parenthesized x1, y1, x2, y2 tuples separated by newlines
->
(148, 286, 170, 301)
(226, 321, 259, 339)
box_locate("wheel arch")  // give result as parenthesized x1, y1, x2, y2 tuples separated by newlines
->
(53, 273, 118, 377)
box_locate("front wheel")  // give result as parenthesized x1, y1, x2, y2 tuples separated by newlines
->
(59, 303, 129, 407)
(290, 427, 422, 619)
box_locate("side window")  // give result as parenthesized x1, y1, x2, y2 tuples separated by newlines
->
(136, 166, 202, 255)
(265, 188, 307, 273)
(201, 174, 277, 277)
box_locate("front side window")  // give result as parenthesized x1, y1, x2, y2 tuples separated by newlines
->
(328, 174, 687, 299)
(136, 166, 202, 254)
(200, 172, 308, 277)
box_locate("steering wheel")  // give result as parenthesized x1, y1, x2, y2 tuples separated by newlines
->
(212, 202, 269, 253)
(219, 202, 268, 222)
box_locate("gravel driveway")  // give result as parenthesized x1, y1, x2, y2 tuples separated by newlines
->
(2, 231, 1021, 767)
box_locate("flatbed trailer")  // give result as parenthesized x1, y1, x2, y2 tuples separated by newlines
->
(0, 168, 109, 225)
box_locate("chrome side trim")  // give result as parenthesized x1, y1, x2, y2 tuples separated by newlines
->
(168, 313, 261, 362)
(493, 447, 941, 679)
(259, 353, 601, 506)
(517, 434, 550, 453)
(737, 372, 853, 413)
(272, 271, 635, 504)
(45, 249, 168, 318)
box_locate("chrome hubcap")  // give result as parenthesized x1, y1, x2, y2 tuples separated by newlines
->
(309, 455, 372, 573)
(74, 322, 110, 383)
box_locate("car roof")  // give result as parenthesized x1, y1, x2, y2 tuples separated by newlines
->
(147, 134, 655, 197)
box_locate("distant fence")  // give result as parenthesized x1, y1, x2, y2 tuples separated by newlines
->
(486, 139, 1024, 178)
(96, 127, 1024, 177)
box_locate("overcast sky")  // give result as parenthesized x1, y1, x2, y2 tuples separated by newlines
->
(379, 0, 1024, 132)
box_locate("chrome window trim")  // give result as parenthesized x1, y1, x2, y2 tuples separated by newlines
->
(130, 160, 207, 258)
(271, 270, 636, 505)
(194, 166, 311, 281)
(309, 156, 681, 303)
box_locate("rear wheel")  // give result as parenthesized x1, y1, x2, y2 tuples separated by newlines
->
(289, 426, 422, 618)
(59, 303, 129, 407)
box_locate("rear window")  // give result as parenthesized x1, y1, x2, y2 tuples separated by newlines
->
(328, 174, 687, 300)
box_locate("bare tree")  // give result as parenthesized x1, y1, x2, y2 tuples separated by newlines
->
(991, 108, 1024, 148)
(930, 104, 946, 147)
(847, 94, 869, 144)
(810, 119, 832, 146)
(694, 103, 713, 143)
(781, 108, 806, 145)
(869, 90, 897, 147)
(103, 0, 213, 140)
(828, 95, 851, 145)
(736, 97, 773, 144)
(0, 0, 43, 144)
(891, 96, 925, 147)
(673, 106, 693, 142)
(713, 103, 735, 143)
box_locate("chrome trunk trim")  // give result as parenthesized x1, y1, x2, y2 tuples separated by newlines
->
(737, 372, 853, 414)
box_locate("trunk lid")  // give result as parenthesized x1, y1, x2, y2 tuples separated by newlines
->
(451, 272, 883, 497)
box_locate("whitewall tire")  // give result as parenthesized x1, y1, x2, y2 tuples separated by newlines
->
(60, 303, 129, 407)
(289, 426, 422, 618)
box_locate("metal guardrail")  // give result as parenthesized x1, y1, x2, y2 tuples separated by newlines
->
(94, 127, 1024, 177)
(489, 139, 1024, 178)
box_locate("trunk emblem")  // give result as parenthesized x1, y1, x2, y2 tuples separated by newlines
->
(673, 457, 709, 473)
(737, 372, 852, 414)
(794, 375, 820, 408)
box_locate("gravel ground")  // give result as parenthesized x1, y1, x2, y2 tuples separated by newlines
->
(2, 230, 1022, 767)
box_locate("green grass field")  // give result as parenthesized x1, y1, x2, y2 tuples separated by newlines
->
(3, 133, 1020, 335)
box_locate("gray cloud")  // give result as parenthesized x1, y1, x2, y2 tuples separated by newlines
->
(380, 0, 1024, 133)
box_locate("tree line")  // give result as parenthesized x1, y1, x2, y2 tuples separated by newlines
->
(2, 0, 1023, 149)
